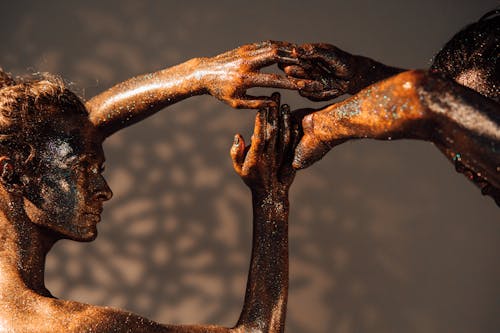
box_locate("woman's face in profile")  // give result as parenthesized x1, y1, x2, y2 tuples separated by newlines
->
(22, 116, 113, 241)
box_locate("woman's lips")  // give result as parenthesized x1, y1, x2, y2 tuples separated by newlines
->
(83, 212, 101, 224)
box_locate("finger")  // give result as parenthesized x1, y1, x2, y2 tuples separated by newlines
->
(249, 108, 266, 156)
(270, 91, 281, 107)
(297, 43, 335, 58)
(292, 134, 331, 169)
(279, 104, 291, 166)
(247, 41, 300, 68)
(299, 89, 342, 101)
(243, 73, 323, 91)
(265, 97, 279, 156)
(291, 121, 301, 155)
(230, 134, 246, 175)
(248, 49, 299, 68)
(279, 58, 317, 74)
(279, 116, 300, 181)
(281, 65, 309, 79)
(218, 41, 272, 59)
(242, 109, 266, 175)
(227, 98, 272, 109)
(297, 44, 353, 78)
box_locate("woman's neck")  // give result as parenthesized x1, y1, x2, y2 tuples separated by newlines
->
(0, 209, 57, 297)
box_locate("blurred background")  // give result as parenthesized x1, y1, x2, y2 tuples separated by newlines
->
(1, 1, 499, 332)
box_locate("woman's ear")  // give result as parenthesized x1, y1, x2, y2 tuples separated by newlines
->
(0, 157, 22, 194)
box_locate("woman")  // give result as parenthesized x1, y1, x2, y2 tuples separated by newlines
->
(0, 42, 305, 332)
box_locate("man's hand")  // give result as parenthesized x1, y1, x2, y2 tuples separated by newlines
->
(279, 43, 403, 101)
(278, 43, 358, 101)
(198, 41, 322, 109)
(230, 93, 299, 194)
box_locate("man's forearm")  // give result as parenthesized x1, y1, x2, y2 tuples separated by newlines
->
(419, 73, 500, 201)
(295, 70, 500, 203)
(348, 54, 405, 94)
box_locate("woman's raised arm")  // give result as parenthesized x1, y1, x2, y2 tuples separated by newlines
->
(86, 41, 319, 137)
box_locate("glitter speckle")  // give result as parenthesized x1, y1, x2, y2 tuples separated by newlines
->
(402, 81, 412, 90)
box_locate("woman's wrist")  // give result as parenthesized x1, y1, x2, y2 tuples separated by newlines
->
(160, 57, 208, 96)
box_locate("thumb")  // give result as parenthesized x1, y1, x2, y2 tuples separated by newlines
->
(230, 134, 246, 174)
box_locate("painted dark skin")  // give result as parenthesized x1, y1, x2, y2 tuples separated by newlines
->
(0, 42, 304, 332)
(283, 15, 500, 205)
(230, 94, 298, 332)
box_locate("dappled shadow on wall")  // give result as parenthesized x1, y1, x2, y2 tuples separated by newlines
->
(0, 2, 498, 333)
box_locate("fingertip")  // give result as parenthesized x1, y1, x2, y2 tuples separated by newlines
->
(292, 135, 330, 169)
(232, 134, 245, 150)
(230, 134, 245, 162)
(292, 143, 311, 169)
(297, 80, 306, 89)
(281, 104, 290, 114)
(284, 65, 308, 78)
(292, 158, 306, 170)
(270, 92, 281, 108)
(262, 100, 278, 110)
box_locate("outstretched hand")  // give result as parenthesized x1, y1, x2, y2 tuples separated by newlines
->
(230, 93, 299, 194)
(278, 43, 359, 101)
(199, 41, 323, 109)
(278, 43, 402, 101)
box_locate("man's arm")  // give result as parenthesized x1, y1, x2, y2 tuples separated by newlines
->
(293, 70, 500, 205)
(279, 43, 404, 101)
(86, 41, 319, 138)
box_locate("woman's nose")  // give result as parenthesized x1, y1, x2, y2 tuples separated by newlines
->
(93, 176, 113, 202)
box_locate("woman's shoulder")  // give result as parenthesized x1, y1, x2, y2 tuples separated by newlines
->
(0, 294, 167, 333)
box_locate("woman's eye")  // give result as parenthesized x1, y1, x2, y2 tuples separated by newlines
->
(72, 162, 86, 171)
(71, 160, 94, 172)
(91, 165, 104, 174)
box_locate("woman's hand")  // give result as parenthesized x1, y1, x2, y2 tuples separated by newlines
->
(230, 93, 299, 332)
(197, 41, 322, 109)
(230, 93, 299, 194)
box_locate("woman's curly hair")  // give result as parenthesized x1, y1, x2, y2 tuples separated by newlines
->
(0, 69, 87, 171)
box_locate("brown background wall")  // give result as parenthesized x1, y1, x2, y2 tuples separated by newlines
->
(1, 1, 499, 332)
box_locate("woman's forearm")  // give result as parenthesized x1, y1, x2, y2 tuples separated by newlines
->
(86, 41, 310, 138)
(86, 58, 205, 137)
(237, 189, 289, 333)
